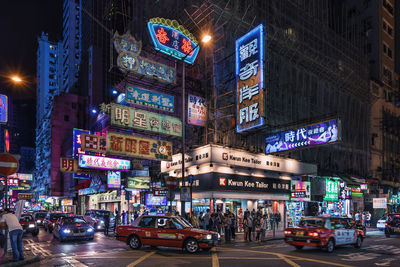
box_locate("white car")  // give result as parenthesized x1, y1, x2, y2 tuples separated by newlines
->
(377, 216, 387, 231)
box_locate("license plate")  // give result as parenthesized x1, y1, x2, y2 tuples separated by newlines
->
(296, 231, 304, 237)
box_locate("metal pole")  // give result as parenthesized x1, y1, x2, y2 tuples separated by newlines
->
(5, 174, 8, 209)
(181, 61, 186, 217)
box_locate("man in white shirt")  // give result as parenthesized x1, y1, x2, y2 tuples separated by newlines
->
(0, 209, 24, 262)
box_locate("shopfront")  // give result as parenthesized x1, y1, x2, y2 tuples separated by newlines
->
(286, 180, 311, 227)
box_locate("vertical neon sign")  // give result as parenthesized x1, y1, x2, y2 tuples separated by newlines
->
(236, 25, 265, 132)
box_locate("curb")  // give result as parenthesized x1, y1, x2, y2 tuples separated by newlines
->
(220, 237, 285, 246)
(1, 255, 41, 267)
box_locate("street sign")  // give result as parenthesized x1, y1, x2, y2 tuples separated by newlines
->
(0, 153, 19, 176)
(167, 189, 175, 201)
(188, 174, 194, 184)
(18, 193, 34, 200)
(166, 176, 178, 189)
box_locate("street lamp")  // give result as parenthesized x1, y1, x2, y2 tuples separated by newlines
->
(181, 34, 211, 216)
(10, 75, 23, 84)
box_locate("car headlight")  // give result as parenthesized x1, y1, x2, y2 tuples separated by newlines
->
(97, 225, 101, 229)
(203, 234, 212, 240)
(29, 224, 35, 228)
(37, 220, 41, 223)
(63, 229, 71, 234)
(87, 227, 94, 233)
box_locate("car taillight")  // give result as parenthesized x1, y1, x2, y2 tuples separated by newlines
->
(284, 230, 292, 235)
(385, 223, 388, 226)
(307, 232, 319, 237)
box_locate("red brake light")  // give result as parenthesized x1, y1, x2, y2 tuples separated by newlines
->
(385, 223, 388, 226)
(307, 232, 319, 237)
(284, 230, 292, 235)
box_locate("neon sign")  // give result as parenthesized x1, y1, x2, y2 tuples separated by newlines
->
(266, 119, 340, 154)
(73, 129, 90, 158)
(236, 25, 265, 132)
(148, 18, 199, 64)
(324, 180, 339, 201)
(107, 171, 121, 189)
(0, 94, 7, 124)
(78, 155, 131, 171)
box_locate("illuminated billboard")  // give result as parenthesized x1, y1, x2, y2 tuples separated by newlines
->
(147, 18, 199, 64)
(110, 103, 181, 136)
(265, 119, 340, 154)
(188, 94, 207, 126)
(0, 94, 8, 124)
(107, 171, 121, 189)
(78, 155, 131, 171)
(236, 25, 264, 132)
(73, 129, 90, 158)
(125, 85, 174, 112)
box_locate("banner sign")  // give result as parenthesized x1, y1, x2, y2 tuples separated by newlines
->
(188, 94, 207, 126)
(8, 173, 33, 181)
(107, 171, 121, 189)
(110, 103, 181, 137)
(107, 131, 172, 161)
(73, 129, 90, 158)
(373, 198, 387, 209)
(339, 181, 352, 199)
(324, 180, 339, 201)
(10, 182, 31, 191)
(290, 180, 311, 201)
(145, 193, 168, 206)
(60, 158, 107, 175)
(127, 176, 151, 189)
(81, 133, 107, 153)
(0, 94, 8, 123)
(148, 18, 199, 65)
(0, 177, 19, 187)
(265, 119, 340, 154)
(18, 193, 34, 200)
(78, 154, 131, 171)
(125, 85, 174, 112)
(236, 24, 264, 133)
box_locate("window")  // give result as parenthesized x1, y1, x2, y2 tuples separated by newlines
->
(383, 0, 394, 15)
(138, 217, 156, 228)
(382, 19, 394, 37)
(383, 43, 387, 54)
(388, 48, 392, 58)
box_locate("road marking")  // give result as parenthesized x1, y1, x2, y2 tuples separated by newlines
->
(219, 247, 353, 267)
(277, 254, 300, 267)
(127, 251, 156, 267)
(212, 247, 220, 267)
(63, 257, 88, 267)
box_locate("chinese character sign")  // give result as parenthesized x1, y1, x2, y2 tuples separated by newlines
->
(125, 85, 174, 112)
(60, 158, 79, 173)
(8, 173, 33, 181)
(265, 119, 340, 154)
(290, 180, 311, 201)
(107, 171, 121, 189)
(81, 133, 107, 153)
(324, 180, 339, 201)
(147, 18, 200, 65)
(0, 94, 8, 123)
(107, 131, 172, 161)
(73, 129, 90, 158)
(110, 103, 182, 137)
(188, 94, 207, 126)
(78, 155, 131, 171)
(236, 25, 264, 132)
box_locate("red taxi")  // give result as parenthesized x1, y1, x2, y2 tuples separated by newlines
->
(116, 215, 219, 253)
(284, 217, 364, 253)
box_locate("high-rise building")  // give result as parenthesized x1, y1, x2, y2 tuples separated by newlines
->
(35, 32, 63, 197)
(62, 0, 82, 93)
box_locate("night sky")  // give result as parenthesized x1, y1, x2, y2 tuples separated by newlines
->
(0, 1, 62, 147)
(0, 0, 62, 100)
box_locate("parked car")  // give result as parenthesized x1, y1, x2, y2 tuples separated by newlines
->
(19, 214, 39, 236)
(284, 216, 364, 253)
(384, 214, 400, 238)
(33, 211, 48, 227)
(115, 215, 219, 253)
(44, 213, 67, 233)
(84, 210, 112, 231)
(53, 216, 94, 242)
(377, 215, 387, 231)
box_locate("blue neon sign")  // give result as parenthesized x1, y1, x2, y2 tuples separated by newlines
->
(125, 85, 174, 112)
(147, 18, 200, 64)
(0, 94, 8, 124)
(236, 24, 265, 133)
(265, 119, 341, 154)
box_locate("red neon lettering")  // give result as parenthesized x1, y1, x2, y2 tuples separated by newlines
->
(181, 38, 193, 55)
(156, 27, 169, 44)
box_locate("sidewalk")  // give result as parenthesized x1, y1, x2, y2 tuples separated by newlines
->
(0, 246, 41, 266)
(219, 231, 285, 245)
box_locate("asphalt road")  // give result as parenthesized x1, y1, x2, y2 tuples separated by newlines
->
(22, 229, 400, 267)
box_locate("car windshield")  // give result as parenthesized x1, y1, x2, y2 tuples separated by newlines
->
(299, 219, 325, 228)
(20, 215, 33, 222)
(36, 213, 47, 219)
(63, 217, 86, 224)
(94, 211, 110, 217)
(50, 213, 66, 220)
(175, 217, 193, 228)
(388, 215, 400, 225)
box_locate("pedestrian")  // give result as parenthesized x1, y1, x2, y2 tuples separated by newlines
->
(366, 211, 371, 227)
(261, 214, 267, 241)
(104, 212, 110, 236)
(355, 211, 360, 224)
(362, 212, 366, 227)
(191, 213, 199, 228)
(115, 210, 120, 228)
(255, 215, 262, 241)
(223, 214, 232, 244)
(230, 213, 236, 240)
(203, 209, 211, 230)
(247, 212, 253, 242)
(198, 212, 204, 229)
(243, 213, 249, 242)
(0, 209, 24, 262)
(217, 209, 224, 235)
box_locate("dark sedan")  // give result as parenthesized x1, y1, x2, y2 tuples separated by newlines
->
(20, 214, 39, 236)
(53, 216, 94, 242)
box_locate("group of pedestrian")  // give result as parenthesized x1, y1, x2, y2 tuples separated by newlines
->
(243, 210, 268, 242)
(354, 211, 371, 227)
(197, 209, 237, 243)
